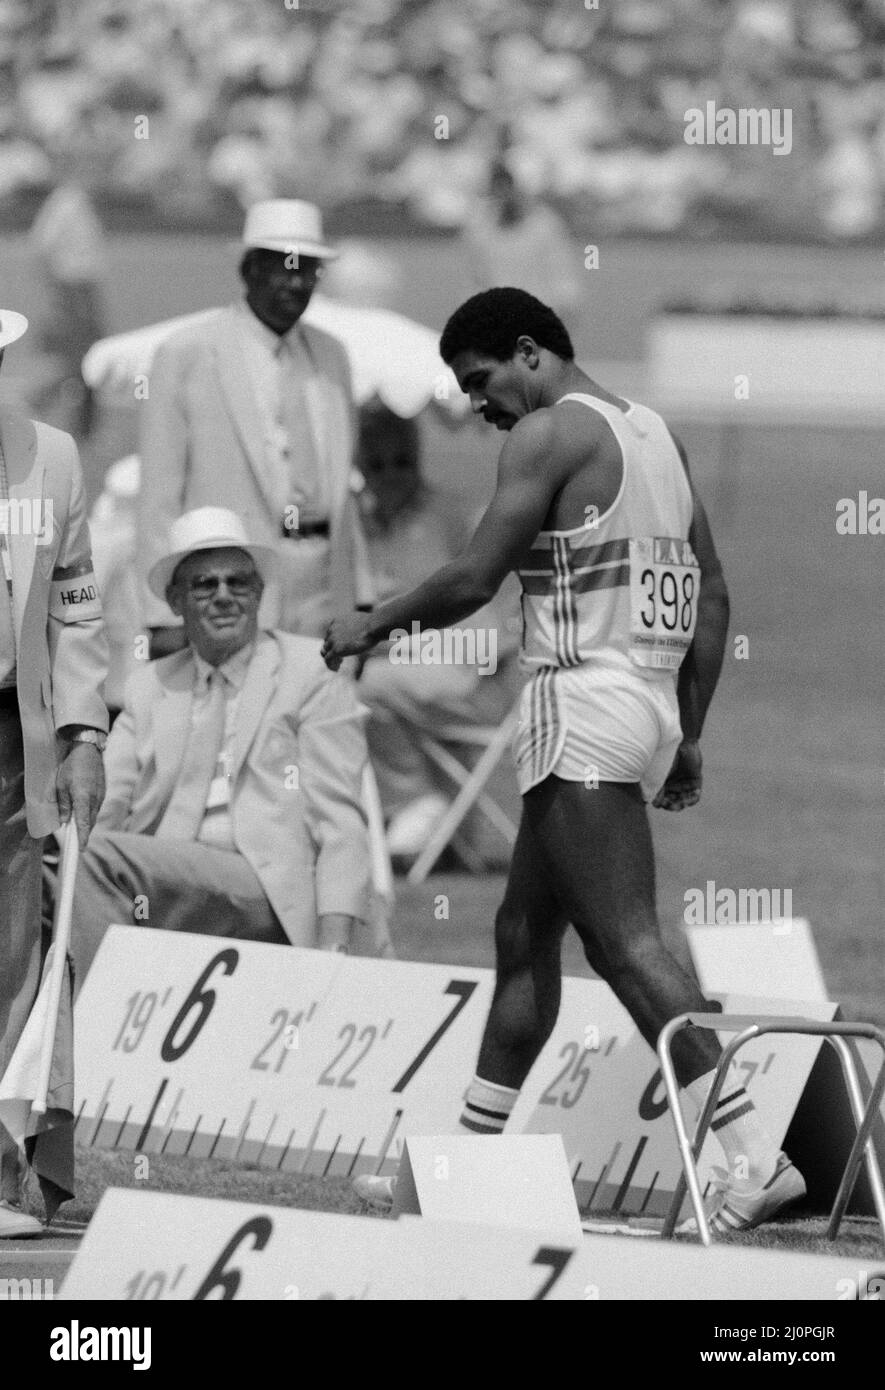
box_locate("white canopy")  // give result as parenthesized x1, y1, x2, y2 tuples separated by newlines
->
(81, 294, 470, 421)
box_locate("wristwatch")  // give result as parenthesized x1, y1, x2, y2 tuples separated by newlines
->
(68, 728, 108, 753)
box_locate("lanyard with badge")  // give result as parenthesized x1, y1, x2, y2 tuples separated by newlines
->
(0, 440, 16, 662)
(0, 528, 10, 587)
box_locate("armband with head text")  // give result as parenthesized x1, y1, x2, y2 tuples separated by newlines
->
(49, 560, 102, 622)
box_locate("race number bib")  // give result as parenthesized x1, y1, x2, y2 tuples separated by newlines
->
(628, 537, 699, 670)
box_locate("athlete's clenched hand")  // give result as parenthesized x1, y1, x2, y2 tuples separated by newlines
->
(322, 611, 375, 671)
(653, 738, 702, 811)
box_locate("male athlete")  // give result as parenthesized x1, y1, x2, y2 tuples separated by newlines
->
(322, 288, 805, 1232)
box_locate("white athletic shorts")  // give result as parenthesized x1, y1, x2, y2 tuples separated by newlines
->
(512, 662, 683, 801)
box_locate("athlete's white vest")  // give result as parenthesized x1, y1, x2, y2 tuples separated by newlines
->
(517, 394, 697, 679)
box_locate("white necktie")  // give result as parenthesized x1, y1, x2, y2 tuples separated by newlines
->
(276, 335, 321, 510)
(156, 669, 227, 841)
(0, 444, 16, 686)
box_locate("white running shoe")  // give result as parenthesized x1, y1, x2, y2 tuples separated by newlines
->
(677, 1151, 806, 1236)
(0, 1200, 43, 1239)
(353, 1174, 397, 1211)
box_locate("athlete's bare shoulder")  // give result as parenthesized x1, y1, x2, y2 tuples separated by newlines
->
(508, 403, 558, 448)
(551, 392, 618, 451)
(505, 400, 604, 472)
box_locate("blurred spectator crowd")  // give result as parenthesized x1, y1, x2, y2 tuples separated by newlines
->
(0, 0, 884, 240)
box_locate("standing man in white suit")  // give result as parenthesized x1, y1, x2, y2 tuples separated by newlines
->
(0, 310, 108, 1237)
(137, 200, 373, 654)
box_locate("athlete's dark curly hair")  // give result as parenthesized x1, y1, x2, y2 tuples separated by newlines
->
(440, 288, 574, 364)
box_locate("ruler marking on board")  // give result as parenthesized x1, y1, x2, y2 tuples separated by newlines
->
(256, 1114, 278, 1166)
(184, 1115, 203, 1157)
(82, 957, 818, 1212)
(87, 1081, 113, 1146)
(277, 1128, 296, 1171)
(321, 1136, 342, 1177)
(637, 1171, 659, 1216)
(233, 1100, 257, 1160)
(208, 1119, 227, 1159)
(157, 1089, 184, 1153)
(587, 1141, 621, 1210)
(299, 1110, 326, 1173)
(113, 1105, 133, 1148)
(90, 1101, 110, 1148)
(612, 1136, 648, 1212)
(346, 1137, 365, 1178)
(586, 1166, 606, 1210)
(374, 1109, 403, 1174)
(157, 1090, 184, 1154)
(134, 1079, 169, 1151)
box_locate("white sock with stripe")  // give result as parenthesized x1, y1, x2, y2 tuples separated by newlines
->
(458, 1076, 519, 1135)
(684, 1070, 778, 1188)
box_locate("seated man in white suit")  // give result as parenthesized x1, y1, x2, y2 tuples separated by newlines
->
(71, 507, 376, 990)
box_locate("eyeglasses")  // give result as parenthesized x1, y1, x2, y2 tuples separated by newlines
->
(361, 457, 419, 473)
(265, 261, 324, 285)
(184, 572, 260, 601)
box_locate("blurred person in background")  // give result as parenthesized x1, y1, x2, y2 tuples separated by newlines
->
(86, 454, 140, 718)
(355, 398, 518, 863)
(137, 198, 373, 657)
(320, 239, 402, 311)
(462, 153, 584, 323)
(2, 1, 884, 244)
(28, 173, 108, 439)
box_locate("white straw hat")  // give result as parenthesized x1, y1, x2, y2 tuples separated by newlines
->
(148, 507, 276, 598)
(242, 199, 338, 260)
(0, 310, 28, 350)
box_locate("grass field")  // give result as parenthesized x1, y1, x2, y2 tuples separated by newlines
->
(2, 233, 882, 1281)
(67, 1143, 883, 1261)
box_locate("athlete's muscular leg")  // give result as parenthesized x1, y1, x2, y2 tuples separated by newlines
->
(524, 776, 720, 1086)
(475, 812, 569, 1088)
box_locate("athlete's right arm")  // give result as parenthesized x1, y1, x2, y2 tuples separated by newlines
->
(361, 411, 573, 640)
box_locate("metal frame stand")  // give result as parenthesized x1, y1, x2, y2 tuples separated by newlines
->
(657, 1013, 885, 1247)
(405, 700, 521, 885)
